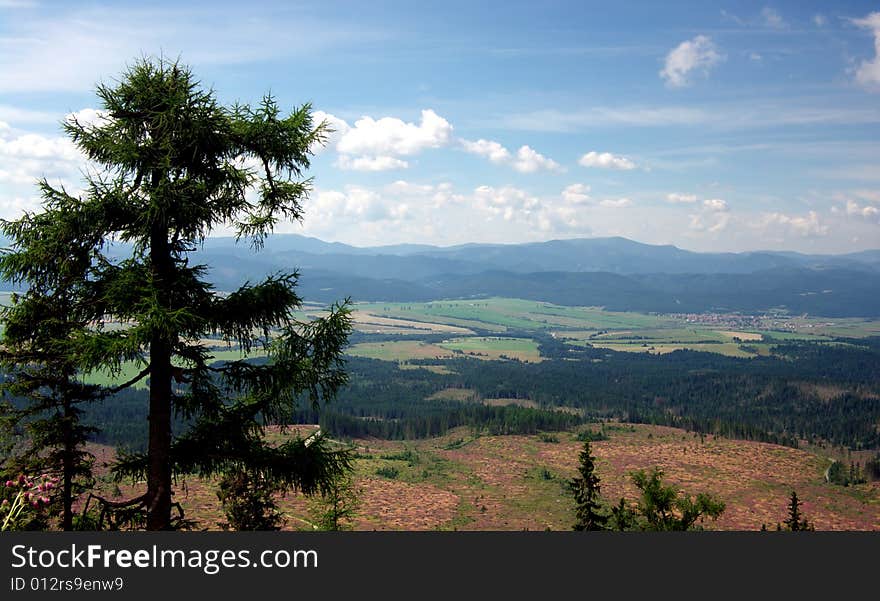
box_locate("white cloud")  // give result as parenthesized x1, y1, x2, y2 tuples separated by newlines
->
(308, 186, 392, 222)
(559, 184, 629, 208)
(687, 197, 730, 233)
(702, 198, 729, 212)
(0, 126, 83, 185)
(852, 12, 880, 88)
(512, 145, 562, 173)
(660, 35, 722, 88)
(666, 193, 698, 204)
(472, 185, 540, 220)
(562, 183, 591, 204)
(749, 52, 763, 62)
(65, 107, 110, 128)
(578, 151, 636, 170)
(460, 138, 511, 164)
(832, 198, 880, 221)
(384, 180, 462, 208)
(461, 138, 561, 173)
(761, 7, 786, 29)
(335, 155, 408, 171)
(336, 109, 452, 157)
(758, 211, 828, 237)
(689, 212, 730, 233)
(318, 109, 453, 170)
(598, 198, 632, 208)
(845, 199, 880, 219)
(310, 110, 351, 153)
(813, 14, 827, 27)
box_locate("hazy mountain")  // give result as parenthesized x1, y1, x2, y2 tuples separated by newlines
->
(293, 267, 880, 317)
(3, 233, 878, 316)
(197, 234, 880, 277)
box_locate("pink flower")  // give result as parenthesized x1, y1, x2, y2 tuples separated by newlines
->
(4, 480, 13, 487)
(40, 496, 49, 504)
(31, 500, 39, 508)
(44, 482, 54, 490)
(22, 492, 31, 501)
(1, 499, 9, 507)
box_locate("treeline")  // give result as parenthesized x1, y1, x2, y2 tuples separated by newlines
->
(295, 404, 582, 439)
(14, 337, 880, 452)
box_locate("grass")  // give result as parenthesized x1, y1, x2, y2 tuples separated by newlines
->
(359, 298, 678, 334)
(438, 336, 542, 362)
(346, 341, 455, 362)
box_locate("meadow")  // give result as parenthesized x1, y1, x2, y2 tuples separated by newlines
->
(72, 295, 880, 387)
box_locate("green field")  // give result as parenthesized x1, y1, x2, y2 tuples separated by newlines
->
(438, 336, 542, 362)
(81, 346, 267, 389)
(359, 298, 677, 333)
(7, 291, 878, 377)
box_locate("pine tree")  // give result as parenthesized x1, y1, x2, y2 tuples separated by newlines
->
(569, 441, 608, 530)
(12, 56, 354, 530)
(0, 202, 105, 530)
(630, 468, 725, 531)
(783, 491, 813, 531)
(308, 472, 361, 531)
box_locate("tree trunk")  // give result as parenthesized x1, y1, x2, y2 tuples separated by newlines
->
(62, 397, 73, 531)
(146, 221, 173, 530)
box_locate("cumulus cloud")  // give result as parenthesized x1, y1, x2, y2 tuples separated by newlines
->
(461, 138, 561, 173)
(578, 151, 636, 170)
(666, 192, 698, 204)
(336, 109, 452, 157)
(660, 35, 722, 88)
(687, 197, 730, 233)
(310, 110, 351, 153)
(460, 138, 511, 164)
(852, 12, 880, 88)
(759, 211, 828, 237)
(335, 155, 408, 171)
(316, 108, 453, 171)
(512, 145, 562, 173)
(307, 186, 399, 223)
(561, 183, 591, 204)
(702, 198, 729, 212)
(0, 123, 83, 186)
(832, 198, 880, 221)
(384, 180, 461, 208)
(813, 14, 827, 27)
(65, 107, 110, 128)
(472, 185, 540, 220)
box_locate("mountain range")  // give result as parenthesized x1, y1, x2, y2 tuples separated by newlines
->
(182, 235, 880, 317)
(4, 234, 878, 317)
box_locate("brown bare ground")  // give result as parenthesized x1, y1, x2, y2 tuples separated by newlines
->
(83, 424, 879, 531)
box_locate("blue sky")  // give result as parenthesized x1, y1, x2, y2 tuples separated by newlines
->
(1, 0, 879, 253)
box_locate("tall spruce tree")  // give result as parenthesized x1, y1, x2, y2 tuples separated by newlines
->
(569, 441, 608, 531)
(13, 57, 353, 530)
(0, 198, 104, 530)
(783, 491, 813, 531)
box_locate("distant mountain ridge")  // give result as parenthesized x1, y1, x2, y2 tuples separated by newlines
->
(3, 234, 878, 316)
(199, 234, 880, 276)
(184, 235, 880, 317)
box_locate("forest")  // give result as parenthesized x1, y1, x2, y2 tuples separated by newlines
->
(76, 334, 880, 452)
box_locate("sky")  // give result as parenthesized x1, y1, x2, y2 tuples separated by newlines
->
(1, 0, 879, 253)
